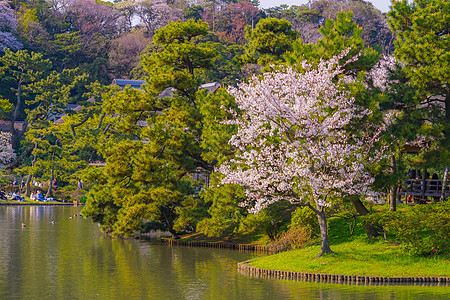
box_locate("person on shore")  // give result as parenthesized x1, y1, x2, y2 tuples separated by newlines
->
(77, 179, 83, 190)
(30, 191, 36, 201)
(36, 190, 46, 202)
(0, 189, 6, 200)
(53, 178, 58, 190)
(20, 179, 25, 191)
(12, 191, 24, 201)
(12, 178, 18, 185)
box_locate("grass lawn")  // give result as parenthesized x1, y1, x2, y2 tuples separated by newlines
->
(248, 237, 449, 277)
(247, 204, 450, 277)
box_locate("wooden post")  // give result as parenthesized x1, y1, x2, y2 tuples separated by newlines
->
(389, 155, 397, 211)
(421, 168, 426, 202)
(441, 167, 448, 202)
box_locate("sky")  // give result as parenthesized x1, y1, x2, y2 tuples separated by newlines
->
(258, 0, 392, 13)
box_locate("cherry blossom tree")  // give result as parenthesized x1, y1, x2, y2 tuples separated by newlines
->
(218, 50, 385, 256)
(0, 0, 22, 51)
(134, 0, 182, 35)
(0, 131, 16, 167)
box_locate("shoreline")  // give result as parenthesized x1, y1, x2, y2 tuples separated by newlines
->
(237, 261, 450, 286)
(0, 202, 79, 206)
(157, 237, 450, 285)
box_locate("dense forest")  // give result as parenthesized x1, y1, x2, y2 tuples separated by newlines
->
(0, 0, 448, 254)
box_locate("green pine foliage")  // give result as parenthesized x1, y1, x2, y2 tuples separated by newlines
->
(285, 11, 379, 74)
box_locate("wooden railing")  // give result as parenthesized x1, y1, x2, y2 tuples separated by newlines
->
(398, 179, 450, 203)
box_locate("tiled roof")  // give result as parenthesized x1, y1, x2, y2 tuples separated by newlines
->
(199, 82, 221, 93)
(112, 79, 146, 90)
(0, 120, 27, 132)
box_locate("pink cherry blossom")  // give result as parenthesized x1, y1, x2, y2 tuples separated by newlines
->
(218, 49, 385, 212)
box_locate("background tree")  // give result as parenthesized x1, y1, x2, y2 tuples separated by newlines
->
(0, 48, 51, 148)
(108, 30, 151, 78)
(15, 0, 125, 83)
(134, 0, 182, 36)
(388, 0, 449, 162)
(82, 20, 224, 237)
(16, 67, 87, 196)
(313, 0, 394, 54)
(285, 11, 379, 75)
(240, 17, 297, 69)
(265, 1, 394, 55)
(142, 19, 218, 95)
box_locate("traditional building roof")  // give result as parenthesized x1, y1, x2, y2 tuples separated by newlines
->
(48, 104, 83, 123)
(112, 79, 146, 90)
(199, 82, 221, 93)
(0, 120, 27, 132)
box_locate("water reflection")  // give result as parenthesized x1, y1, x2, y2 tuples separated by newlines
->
(0, 206, 447, 299)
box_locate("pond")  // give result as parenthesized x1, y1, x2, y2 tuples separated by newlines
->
(0, 206, 447, 299)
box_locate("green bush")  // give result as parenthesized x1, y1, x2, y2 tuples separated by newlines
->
(290, 206, 320, 236)
(52, 190, 72, 201)
(4, 185, 20, 193)
(141, 220, 166, 233)
(361, 202, 450, 256)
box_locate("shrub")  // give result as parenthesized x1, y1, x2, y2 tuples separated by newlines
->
(290, 206, 320, 237)
(142, 220, 166, 233)
(52, 190, 72, 201)
(267, 226, 312, 253)
(361, 202, 450, 256)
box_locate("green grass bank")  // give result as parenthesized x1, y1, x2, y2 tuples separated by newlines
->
(246, 204, 450, 278)
(247, 238, 449, 277)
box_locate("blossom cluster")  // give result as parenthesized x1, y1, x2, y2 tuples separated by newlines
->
(0, 131, 16, 167)
(367, 55, 397, 92)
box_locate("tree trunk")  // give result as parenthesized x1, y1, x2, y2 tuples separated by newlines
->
(351, 199, 383, 239)
(389, 155, 397, 211)
(46, 169, 54, 198)
(314, 203, 333, 257)
(25, 174, 32, 197)
(9, 81, 22, 149)
(441, 167, 448, 202)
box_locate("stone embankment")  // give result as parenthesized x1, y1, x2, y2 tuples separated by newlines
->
(237, 261, 450, 286)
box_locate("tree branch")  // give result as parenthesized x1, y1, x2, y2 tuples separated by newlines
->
(70, 115, 90, 137)
(7, 146, 33, 169)
(95, 112, 106, 130)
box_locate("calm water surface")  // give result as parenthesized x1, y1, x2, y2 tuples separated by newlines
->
(0, 206, 447, 299)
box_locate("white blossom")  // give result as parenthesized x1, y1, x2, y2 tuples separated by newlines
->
(218, 50, 385, 213)
(0, 131, 16, 167)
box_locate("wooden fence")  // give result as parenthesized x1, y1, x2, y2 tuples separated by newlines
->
(398, 179, 449, 203)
